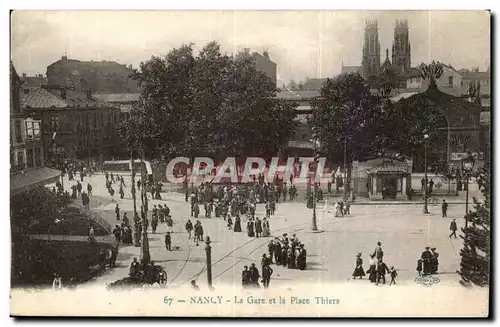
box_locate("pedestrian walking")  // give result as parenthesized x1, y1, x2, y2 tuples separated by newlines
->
(352, 253, 365, 279)
(165, 232, 172, 251)
(242, 266, 250, 288)
(376, 258, 390, 285)
(191, 280, 200, 291)
(389, 266, 398, 285)
(372, 241, 384, 261)
(442, 199, 448, 217)
(430, 247, 439, 274)
(421, 247, 432, 275)
(87, 183, 92, 196)
(262, 264, 273, 289)
(416, 258, 423, 276)
(449, 219, 458, 238)
(185, 220, 193, 239)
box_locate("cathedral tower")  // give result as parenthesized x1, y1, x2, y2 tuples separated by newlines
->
(391, 19, 411, 73)
(361, 20, 381, 79)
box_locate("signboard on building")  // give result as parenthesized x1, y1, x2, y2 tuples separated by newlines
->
(451, 152, 480, 161)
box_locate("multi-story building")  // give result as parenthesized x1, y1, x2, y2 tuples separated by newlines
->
(21, 85, 121, 166)
(46, 56, 138, 93)
(247, 49, 277, 86)
(10, 63, 60, 195)
(361, 20, 381, 79)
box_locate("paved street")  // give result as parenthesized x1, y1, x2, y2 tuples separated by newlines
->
(51, 173, 468, 291)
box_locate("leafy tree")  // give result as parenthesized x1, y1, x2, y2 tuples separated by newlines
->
(310, 73, 383, 164)
(11, 187, 69, 237)
(458, 164, 491, 287)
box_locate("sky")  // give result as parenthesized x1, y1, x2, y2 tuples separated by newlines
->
(11, 10, 491, 84)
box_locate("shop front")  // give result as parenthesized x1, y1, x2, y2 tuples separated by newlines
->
(352, 158, 412, 200)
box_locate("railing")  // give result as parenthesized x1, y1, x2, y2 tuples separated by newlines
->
(29, 234, 116, 246)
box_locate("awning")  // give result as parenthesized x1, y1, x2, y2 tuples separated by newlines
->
(11, 167, 61, 196)
(286, 140, 314, 149)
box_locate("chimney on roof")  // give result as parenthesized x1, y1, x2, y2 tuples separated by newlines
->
(85, 89, 92, 100)
(60, 86, 67, 99)
(263, 51, 270, 60)
(62, 55, 68, 61)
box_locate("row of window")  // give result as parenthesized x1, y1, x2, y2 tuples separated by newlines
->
(50, 111, 119, 132)
(12, 120, 42, 144)
(11, 147, 42, 170)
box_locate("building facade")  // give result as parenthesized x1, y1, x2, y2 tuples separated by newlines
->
(361, 20, 381, 79)
(10, 63, 60, 195)
(251, 51, 277, 86)
(391, 19, 411, 73)
(22, 86, 121, 167)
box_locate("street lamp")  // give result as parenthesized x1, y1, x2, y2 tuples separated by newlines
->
(343, 137, 347, 201)
(310, 136, 320, 232)
(205, 236, 213, 290)
(463, 155, 474, 228)
(423, 130, 430, 214)
(130, 150, 140, 247)
(140, 147, 151, 264)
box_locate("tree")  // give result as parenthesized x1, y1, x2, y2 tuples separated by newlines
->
(458, 164, 491, 287)
(11, 187, 69, 237)
(310, 73, 383, 164)
(120, 42, 298, 161)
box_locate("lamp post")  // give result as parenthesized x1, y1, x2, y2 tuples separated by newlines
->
(131, 150, 140, 247)
(423, 130, 430, 214)
(311, 136, 319, 232)
(205, 236, 213, 290)
(343, 138, 347, 201)
(463, 155, 474, 228)
(140, 147, 151, 264)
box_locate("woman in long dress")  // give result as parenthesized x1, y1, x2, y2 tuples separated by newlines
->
(233, 215, 242, 232)
(247, 220, 255, 237)
(367, 254, 377, 282)
(334, 201, 341, 217)
(352, 253, 366, 279)
(262, 218, 270, 237)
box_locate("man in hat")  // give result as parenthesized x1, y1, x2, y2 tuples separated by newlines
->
(268, 241, 275, 264)
(129, 257, 141, 278)
(449, 219, 458, 238)
(375, 258, 390, 285)
(373, 242, 384, 261)
(249, 263, 260, 287)
(261, 254, 270, 271)
(115, 204, 120, 221)
(442, 199, 448, 217)
(262, 264, 273, 289)
(421, 246, 433, 275)
(242, 266, 250, 288)
(165, 232, 172, 251)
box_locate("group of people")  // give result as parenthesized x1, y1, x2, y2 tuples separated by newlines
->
(352, 242, 398, 286)
(267, 234, 307, 270)
(241, 261, 274, 289)
(112, 210, 134, 244)
(245, 217, 271, 237)
(184, 219, 205, 245)
(417, 246, 440, 276)
(129, 257, 167, 286)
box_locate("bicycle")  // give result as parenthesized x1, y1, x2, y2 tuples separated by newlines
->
(427, 196, 439, 205)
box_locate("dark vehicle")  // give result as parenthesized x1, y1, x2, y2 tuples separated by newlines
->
(106, 265, 167, 290)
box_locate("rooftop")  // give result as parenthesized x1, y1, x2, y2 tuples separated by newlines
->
(21, 87, 118, 110)
(276, 89, 319, 100)
(94, 93, 140, 102)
